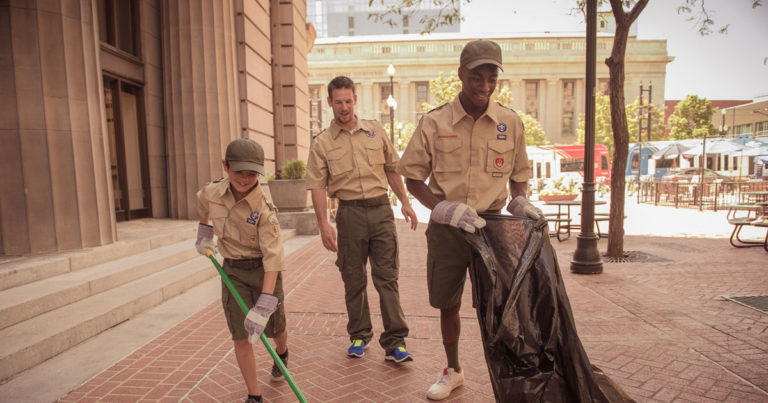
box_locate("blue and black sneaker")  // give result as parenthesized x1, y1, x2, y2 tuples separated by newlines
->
(347, 339, 366, 358)
(385, 346, 414, 363)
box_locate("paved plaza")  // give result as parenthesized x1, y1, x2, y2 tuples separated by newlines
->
(2, 199, 768, 402)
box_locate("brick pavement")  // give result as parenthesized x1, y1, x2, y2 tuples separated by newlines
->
(59, 220, 768, 402)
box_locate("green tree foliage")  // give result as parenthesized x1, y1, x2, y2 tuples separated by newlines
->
(667, 95, 718, 140)
(576, 93, 666, 156)
(421, 71, 461, 112)
(384, 120, 416, 152)
(577, 93, 615, 155)
(422, 73, 548, 145)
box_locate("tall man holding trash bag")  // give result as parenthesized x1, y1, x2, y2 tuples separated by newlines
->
(397, 39, 542, 400)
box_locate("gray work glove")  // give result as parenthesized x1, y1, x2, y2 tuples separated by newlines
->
(506, 196, 543, 220)
(195, 223, 216, 256)
(430, 200, 486, 233)
(244, 293, 279, 344)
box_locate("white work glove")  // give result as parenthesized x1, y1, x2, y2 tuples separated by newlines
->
(430, 200, 486, 233)
(506, 196, 543, 220)
(195, 223, 216, 256)
(244, 293, 279, 344)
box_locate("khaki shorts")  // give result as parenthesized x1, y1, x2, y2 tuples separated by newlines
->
(425, 222, 474, 309)
(221, 258, 286, 340)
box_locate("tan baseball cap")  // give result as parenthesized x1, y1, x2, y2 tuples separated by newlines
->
(460, 40, 504, 71)
(225, 138, 266, 175)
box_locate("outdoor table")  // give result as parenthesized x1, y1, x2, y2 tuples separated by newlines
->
(751, 219, 768, 252)
(743, 191, 768, 203)
(544, 200, 607, 240)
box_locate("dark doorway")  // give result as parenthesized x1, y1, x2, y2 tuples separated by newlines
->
(103, 76, 151, 221)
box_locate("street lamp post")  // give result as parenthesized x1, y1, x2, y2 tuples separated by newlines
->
(570, 0, 603, 274)
(387, 64, 396, 145)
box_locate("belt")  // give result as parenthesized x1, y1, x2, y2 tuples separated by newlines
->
(338, 194, 389, 207)
(224, 257, 263, 269)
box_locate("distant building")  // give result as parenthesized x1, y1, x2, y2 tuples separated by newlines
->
(307, 0, 460, 38)
(714, 97, 768, 137)
(308, 32, 672, 144)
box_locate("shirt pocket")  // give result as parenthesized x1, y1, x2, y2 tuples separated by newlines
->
(327, 147, 354, 175)
(209, 204, 229, 238)
(486, 140, 515, 173)
(365, 140, 386, 166)
(434, 135, 463, 173)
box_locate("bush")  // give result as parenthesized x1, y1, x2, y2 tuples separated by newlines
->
(278, 158, 306, 180)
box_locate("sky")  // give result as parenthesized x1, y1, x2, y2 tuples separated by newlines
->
(460, 0, 768, 101)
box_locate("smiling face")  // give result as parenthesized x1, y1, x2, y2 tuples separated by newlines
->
(223, 160, 259, 199)
(328, 87, 357, 130)
(458, 64, 498, 113)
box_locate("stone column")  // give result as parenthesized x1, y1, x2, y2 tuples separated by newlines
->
(361, 81, 374, 120)
(162, 0, 241, 219)
(0, 0, 116, 255)
(545, 78, 560, 142)
(398, 81, 410, 124)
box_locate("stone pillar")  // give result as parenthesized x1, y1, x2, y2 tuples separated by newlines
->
(398, 81, 410, 124)
(269, 0, 311, 169)
(545, 78, 560, 142)
(361, 81, 374, 120)
(162, 0, 241, 219)
(0, 0, 116, 255)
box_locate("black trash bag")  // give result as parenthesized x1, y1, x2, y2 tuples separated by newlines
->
(464, 214, 633, 403)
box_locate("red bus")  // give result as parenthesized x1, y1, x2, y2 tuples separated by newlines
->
(528, 144, 611, 185)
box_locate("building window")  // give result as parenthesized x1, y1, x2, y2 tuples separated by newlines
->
(598, 78, 610, 95)
(734, 123, 752, 135)
(525, 81, 539, 118)
(97, 0, 139, 56)
(403, 15, 409, 34)
(562, 80, 576, 136)
(348, 15, 354, 35)
(756, 121, 768, 136)
(382, 46, 391, 54)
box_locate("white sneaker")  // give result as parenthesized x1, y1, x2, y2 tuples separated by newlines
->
(426, 367, 464, 400)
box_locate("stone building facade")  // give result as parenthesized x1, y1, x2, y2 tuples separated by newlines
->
(1, 0, 311, 256)
(307, 32, 672, 144)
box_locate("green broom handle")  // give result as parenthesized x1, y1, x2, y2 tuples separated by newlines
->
(206, 250, 307, 403)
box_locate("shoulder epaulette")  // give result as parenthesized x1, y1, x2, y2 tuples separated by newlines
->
(495, 101, 518, 113)
(212, 177, 225, 183)
(427, 103, 449, 114)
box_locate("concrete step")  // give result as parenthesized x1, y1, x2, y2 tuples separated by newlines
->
(0, 240, 198, 331)
(0, 257, 217, 382)
(0, 221, 197, 292)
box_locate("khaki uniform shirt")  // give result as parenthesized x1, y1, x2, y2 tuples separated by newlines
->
(306, 118, 399, 200)
(196, 178, 285, 272)
(397, 97, 530, 212)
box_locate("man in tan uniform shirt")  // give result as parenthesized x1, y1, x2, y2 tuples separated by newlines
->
(196, 138, 289, 403)
(306, 76, 418, 363)
(397, 40, 542, 400)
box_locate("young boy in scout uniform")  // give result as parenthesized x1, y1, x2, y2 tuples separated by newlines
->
(397, 40, 543, 400)
(195, 138, 290, 403)
(306, 76, 419, 363)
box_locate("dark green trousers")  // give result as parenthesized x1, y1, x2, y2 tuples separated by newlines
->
(335, 197, 409, 353)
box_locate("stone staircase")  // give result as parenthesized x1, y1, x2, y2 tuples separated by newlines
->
(0, 218, 297, 384)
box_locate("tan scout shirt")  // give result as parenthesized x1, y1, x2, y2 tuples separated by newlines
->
(196, 179, 286, 272)
(397, 97, 530, 212)
(306, 117, 399, 200)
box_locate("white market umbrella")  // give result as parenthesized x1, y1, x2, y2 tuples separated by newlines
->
(682, 140, 743, 157)
(651, 143, 690, 160)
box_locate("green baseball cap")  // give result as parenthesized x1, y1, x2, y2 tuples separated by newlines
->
(225, 138, 266, 175)
(460, 39, 504, 71)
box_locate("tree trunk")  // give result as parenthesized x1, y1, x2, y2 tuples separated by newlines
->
(605, 0, 649, 258)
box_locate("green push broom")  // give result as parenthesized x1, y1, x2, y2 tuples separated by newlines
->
(205, 249, 307, 403)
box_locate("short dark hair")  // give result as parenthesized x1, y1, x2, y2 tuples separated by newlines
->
(327, 76, 355, 99)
